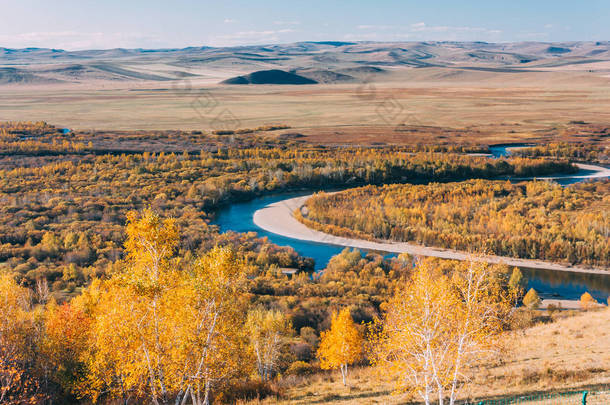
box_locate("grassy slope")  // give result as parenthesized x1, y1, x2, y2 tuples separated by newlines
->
(255, 309, 609, 404)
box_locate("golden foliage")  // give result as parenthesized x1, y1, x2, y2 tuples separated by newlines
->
(300, 180, 610, 266)
(245, 308, 292, 381)
(370, 259, 511, 405)
(317, 308, 363, 386)
(579, 291, 597, 310)
(523, 288, 541, 309)
(78, 211, 248, 405)
(0, 275, 43, 404)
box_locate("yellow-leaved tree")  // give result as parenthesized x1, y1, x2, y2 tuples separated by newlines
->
(0, 274, 43, 404)
(78, 209, 248, 405)
(171, 245, 249, 405)
(317, 308, 363, 386)
(371, 259, 510, 405)
(77, 209, 181, 404)
(41, 301, 92, 399)
(245, 308, 292, 381)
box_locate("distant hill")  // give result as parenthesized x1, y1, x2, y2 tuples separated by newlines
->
(0, 67, 62, 84)
(1, 41, 610, 86)
(221, 69, 317, 85)
(293, 69, 355, 83)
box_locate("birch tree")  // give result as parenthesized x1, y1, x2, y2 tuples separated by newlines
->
(79, 211, 248, 405)
(371, 259, 510, 405)
(171, 246, 248, 405)
(245, 309, 292, 382)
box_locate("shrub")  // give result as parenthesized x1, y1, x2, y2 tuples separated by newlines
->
(579, 292, 597, 310)
(523, 288, 541, 309)
(547, 302, 561, 316)
(285, 361, 316, 376)
(291, 342, 314, 362)
(214, 379, 278, 403)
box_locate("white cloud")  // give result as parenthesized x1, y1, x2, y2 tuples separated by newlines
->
(357, 24, 393, 30)
(273, 21, 300, 26)
(349, 22, 502, 41)
(224, 18, 237, 24)
(210, 29, 296, 46)
(0, 31, 169, 50)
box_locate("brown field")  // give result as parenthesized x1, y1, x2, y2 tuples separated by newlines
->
(2, 68, 610, 147)
(252, 308, 610, 404)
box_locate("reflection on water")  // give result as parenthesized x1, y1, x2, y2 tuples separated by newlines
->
(522, 267, 609, 302)
(212, 190, 348, 268)
(488, 143, 535, 158)
(212, 191, 610, 302)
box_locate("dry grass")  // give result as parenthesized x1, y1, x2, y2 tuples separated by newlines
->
(250, 308, 610, 404)
(1, 69, 610, 148)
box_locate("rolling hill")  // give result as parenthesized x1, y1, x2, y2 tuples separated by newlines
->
(1, 41, 610, 86)
(221, 69, 317, 85)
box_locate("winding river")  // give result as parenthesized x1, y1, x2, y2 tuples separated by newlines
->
(213, 148, 610, 302)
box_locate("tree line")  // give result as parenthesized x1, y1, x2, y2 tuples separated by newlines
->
(513, 142, 608, 164)
(298, 179, 610, 267)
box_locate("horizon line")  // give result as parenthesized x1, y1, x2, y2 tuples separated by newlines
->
(2, 39, 609, 53)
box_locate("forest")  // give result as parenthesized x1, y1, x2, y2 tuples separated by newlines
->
(298, 180, 610, 267)
(0, 122, 604, 404)
(514, 142, 609, 164)
(0, 122, 578, 298)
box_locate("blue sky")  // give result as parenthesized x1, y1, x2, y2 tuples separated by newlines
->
(1, 0, 608, 50)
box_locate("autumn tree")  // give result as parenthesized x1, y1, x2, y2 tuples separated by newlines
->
(0, 274, 43, 404)
(507, 267, 526, 305)
(171, 246, 248, 405)
(245, 309, 292, 381)
(317, 308, 363, 386)
(41, 301, 91, 399)
(77, 209, 182, 404)
(371, 259, 510, 405)
(78, 210, 248, 405)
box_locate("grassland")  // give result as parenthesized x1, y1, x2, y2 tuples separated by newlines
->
(1, 69, 609, 149)
(2, 41, 610, 147)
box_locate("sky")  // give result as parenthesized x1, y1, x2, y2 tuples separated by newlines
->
(1, 0, 609, 50)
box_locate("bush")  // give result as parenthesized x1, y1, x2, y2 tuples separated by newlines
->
(285, 361, 316, 377)
(509, 308, 538, 330)
(523, 288, 541, 309)
(579, 292, 597, 310)
(291, 342, 314, 362)
(547, 302, 562, 316)
(214, 379, 278, 403)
